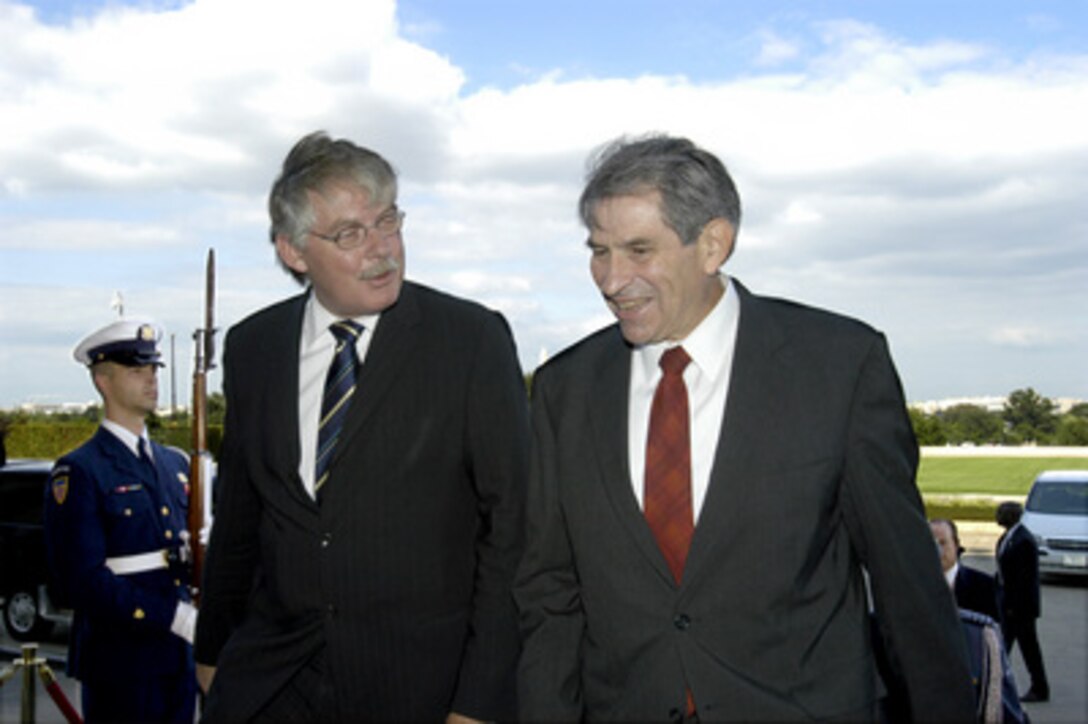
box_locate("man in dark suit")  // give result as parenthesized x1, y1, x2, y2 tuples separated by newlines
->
(194, 132, 529, 722)
(44, 318, 197, 723)
(930, 518, 1002, 621)
(996, 501, 1050, 703)
(515, 135, 975, 721)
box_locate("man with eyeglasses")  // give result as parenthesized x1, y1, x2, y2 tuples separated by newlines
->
(194, 131, 529, 723)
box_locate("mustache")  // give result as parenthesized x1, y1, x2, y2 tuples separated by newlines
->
(358, 256, 400, 280)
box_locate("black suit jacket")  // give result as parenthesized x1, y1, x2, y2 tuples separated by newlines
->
(516, 280, 975, 721)
(996, 524, 1041, 620)
(953, 563, 1001, 622)
(194, 282, 529, 721)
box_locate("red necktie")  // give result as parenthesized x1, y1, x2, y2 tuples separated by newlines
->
(644, 346, 693, 584)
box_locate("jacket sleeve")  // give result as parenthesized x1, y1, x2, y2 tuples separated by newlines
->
(448, 311, 530, 721)
(194, 327, 264, 665)
(839, 334, 977, 721)
(514, 363, 585, 721)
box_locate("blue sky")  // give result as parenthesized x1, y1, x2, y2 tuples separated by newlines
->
(398, 0, 1087, 90)
(1, 0, 1086, 409)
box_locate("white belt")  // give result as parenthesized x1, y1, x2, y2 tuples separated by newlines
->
(105, 549, 169, 575)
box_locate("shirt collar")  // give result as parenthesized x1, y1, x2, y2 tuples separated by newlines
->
(302, 290, 380, 351)
(101, 418, 148, 458)
(945, 561, 960, 588)
(635, 275, 737, 380)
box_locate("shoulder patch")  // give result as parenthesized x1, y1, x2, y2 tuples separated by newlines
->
(52, 475, 70, 505)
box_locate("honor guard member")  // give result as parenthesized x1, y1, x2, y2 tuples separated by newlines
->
(44, 318, 198, 724)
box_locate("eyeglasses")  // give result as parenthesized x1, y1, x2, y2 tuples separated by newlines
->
(307, 208, 405, 250)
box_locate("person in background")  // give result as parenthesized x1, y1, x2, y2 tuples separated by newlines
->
(931, 517, 1002, 621)
(929, 519, 1027, 722)
(194, 131, 528, 723)
(995, 501, 1050, 704)
(515, 134, 975, 722)
(44, 318, 197, 723)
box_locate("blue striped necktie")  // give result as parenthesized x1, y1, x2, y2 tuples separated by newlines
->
(315, 320, 363, 495)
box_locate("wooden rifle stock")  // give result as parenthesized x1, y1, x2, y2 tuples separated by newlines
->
(188, 249, 216, 605)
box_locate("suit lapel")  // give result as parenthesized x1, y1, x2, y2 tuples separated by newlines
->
(93, 428, 168, 527)
(94, 427, 142, 479)
(683, 283, 789, 587)
(590, 328, 679, 586)
(338, 283, 422, 447)
(263, 294, 310, 506)
(319, 283, 422, 516)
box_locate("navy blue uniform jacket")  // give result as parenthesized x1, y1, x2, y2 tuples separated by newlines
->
(44, 427, 193, 684)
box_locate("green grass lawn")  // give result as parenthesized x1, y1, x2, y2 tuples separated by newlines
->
(916, 456, 1087, 495)
(917, 456, 1087, 520)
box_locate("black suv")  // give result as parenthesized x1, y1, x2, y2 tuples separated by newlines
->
(0, 458, 69, 640)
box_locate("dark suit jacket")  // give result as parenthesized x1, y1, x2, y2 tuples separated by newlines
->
(194, 282, 529, 722)
(954, 563, 1001, 622)
(515, 280, 975, 722)
(996, 524, 1041, 620)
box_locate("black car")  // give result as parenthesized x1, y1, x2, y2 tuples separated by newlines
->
(0, 458, 69, 640)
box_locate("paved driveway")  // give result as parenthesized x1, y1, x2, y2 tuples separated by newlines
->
(3, 558, 1085, 722)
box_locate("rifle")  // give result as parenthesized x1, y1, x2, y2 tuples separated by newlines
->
(188, 249, 216, 604)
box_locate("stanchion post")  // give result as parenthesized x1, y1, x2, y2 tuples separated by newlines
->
(3, 643, 83, 724)
(19, 643, 38, 724)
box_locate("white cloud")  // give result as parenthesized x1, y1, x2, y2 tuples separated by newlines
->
(0, 2, 1086, 407)
(988, 327, 1062, 348)
(755, 29, 801, 67)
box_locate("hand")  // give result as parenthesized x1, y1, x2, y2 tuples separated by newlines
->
(196, 663, 216, 694)
(446, 713, 487, 724)
(170, 601, 197, 644)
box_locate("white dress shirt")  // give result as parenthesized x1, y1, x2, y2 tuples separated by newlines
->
(945, 561, 960, 589)
(628, 275, 740, 522)
(296, 294, 379, 498)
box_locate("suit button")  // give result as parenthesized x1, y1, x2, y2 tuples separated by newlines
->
(674, 614, 691, 630)
(326, 604, 336, 617)
(321, 533, 332, 548)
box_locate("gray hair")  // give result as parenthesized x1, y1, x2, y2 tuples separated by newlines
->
(269, 131, 398, 283)
(579, 134, 741, 249)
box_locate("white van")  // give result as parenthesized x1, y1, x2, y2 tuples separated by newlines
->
(1021, 470, 1088, 577)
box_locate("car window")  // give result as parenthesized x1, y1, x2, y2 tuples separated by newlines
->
(1026, 482, 1088, 515)
(0, 467, 51, 526)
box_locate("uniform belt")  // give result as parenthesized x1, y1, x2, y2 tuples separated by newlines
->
(105, 549, 169, 575)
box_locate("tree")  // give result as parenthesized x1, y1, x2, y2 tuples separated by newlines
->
(207, 392, 226, 425)
(940, 404, 1003, 445)
(1069, 402, 1088, 419)
(0, 412, 9, 465)
(908, 407, 946, 445)
(1002, 387, 1057, 443)
(1055, 415, 1088, 445)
